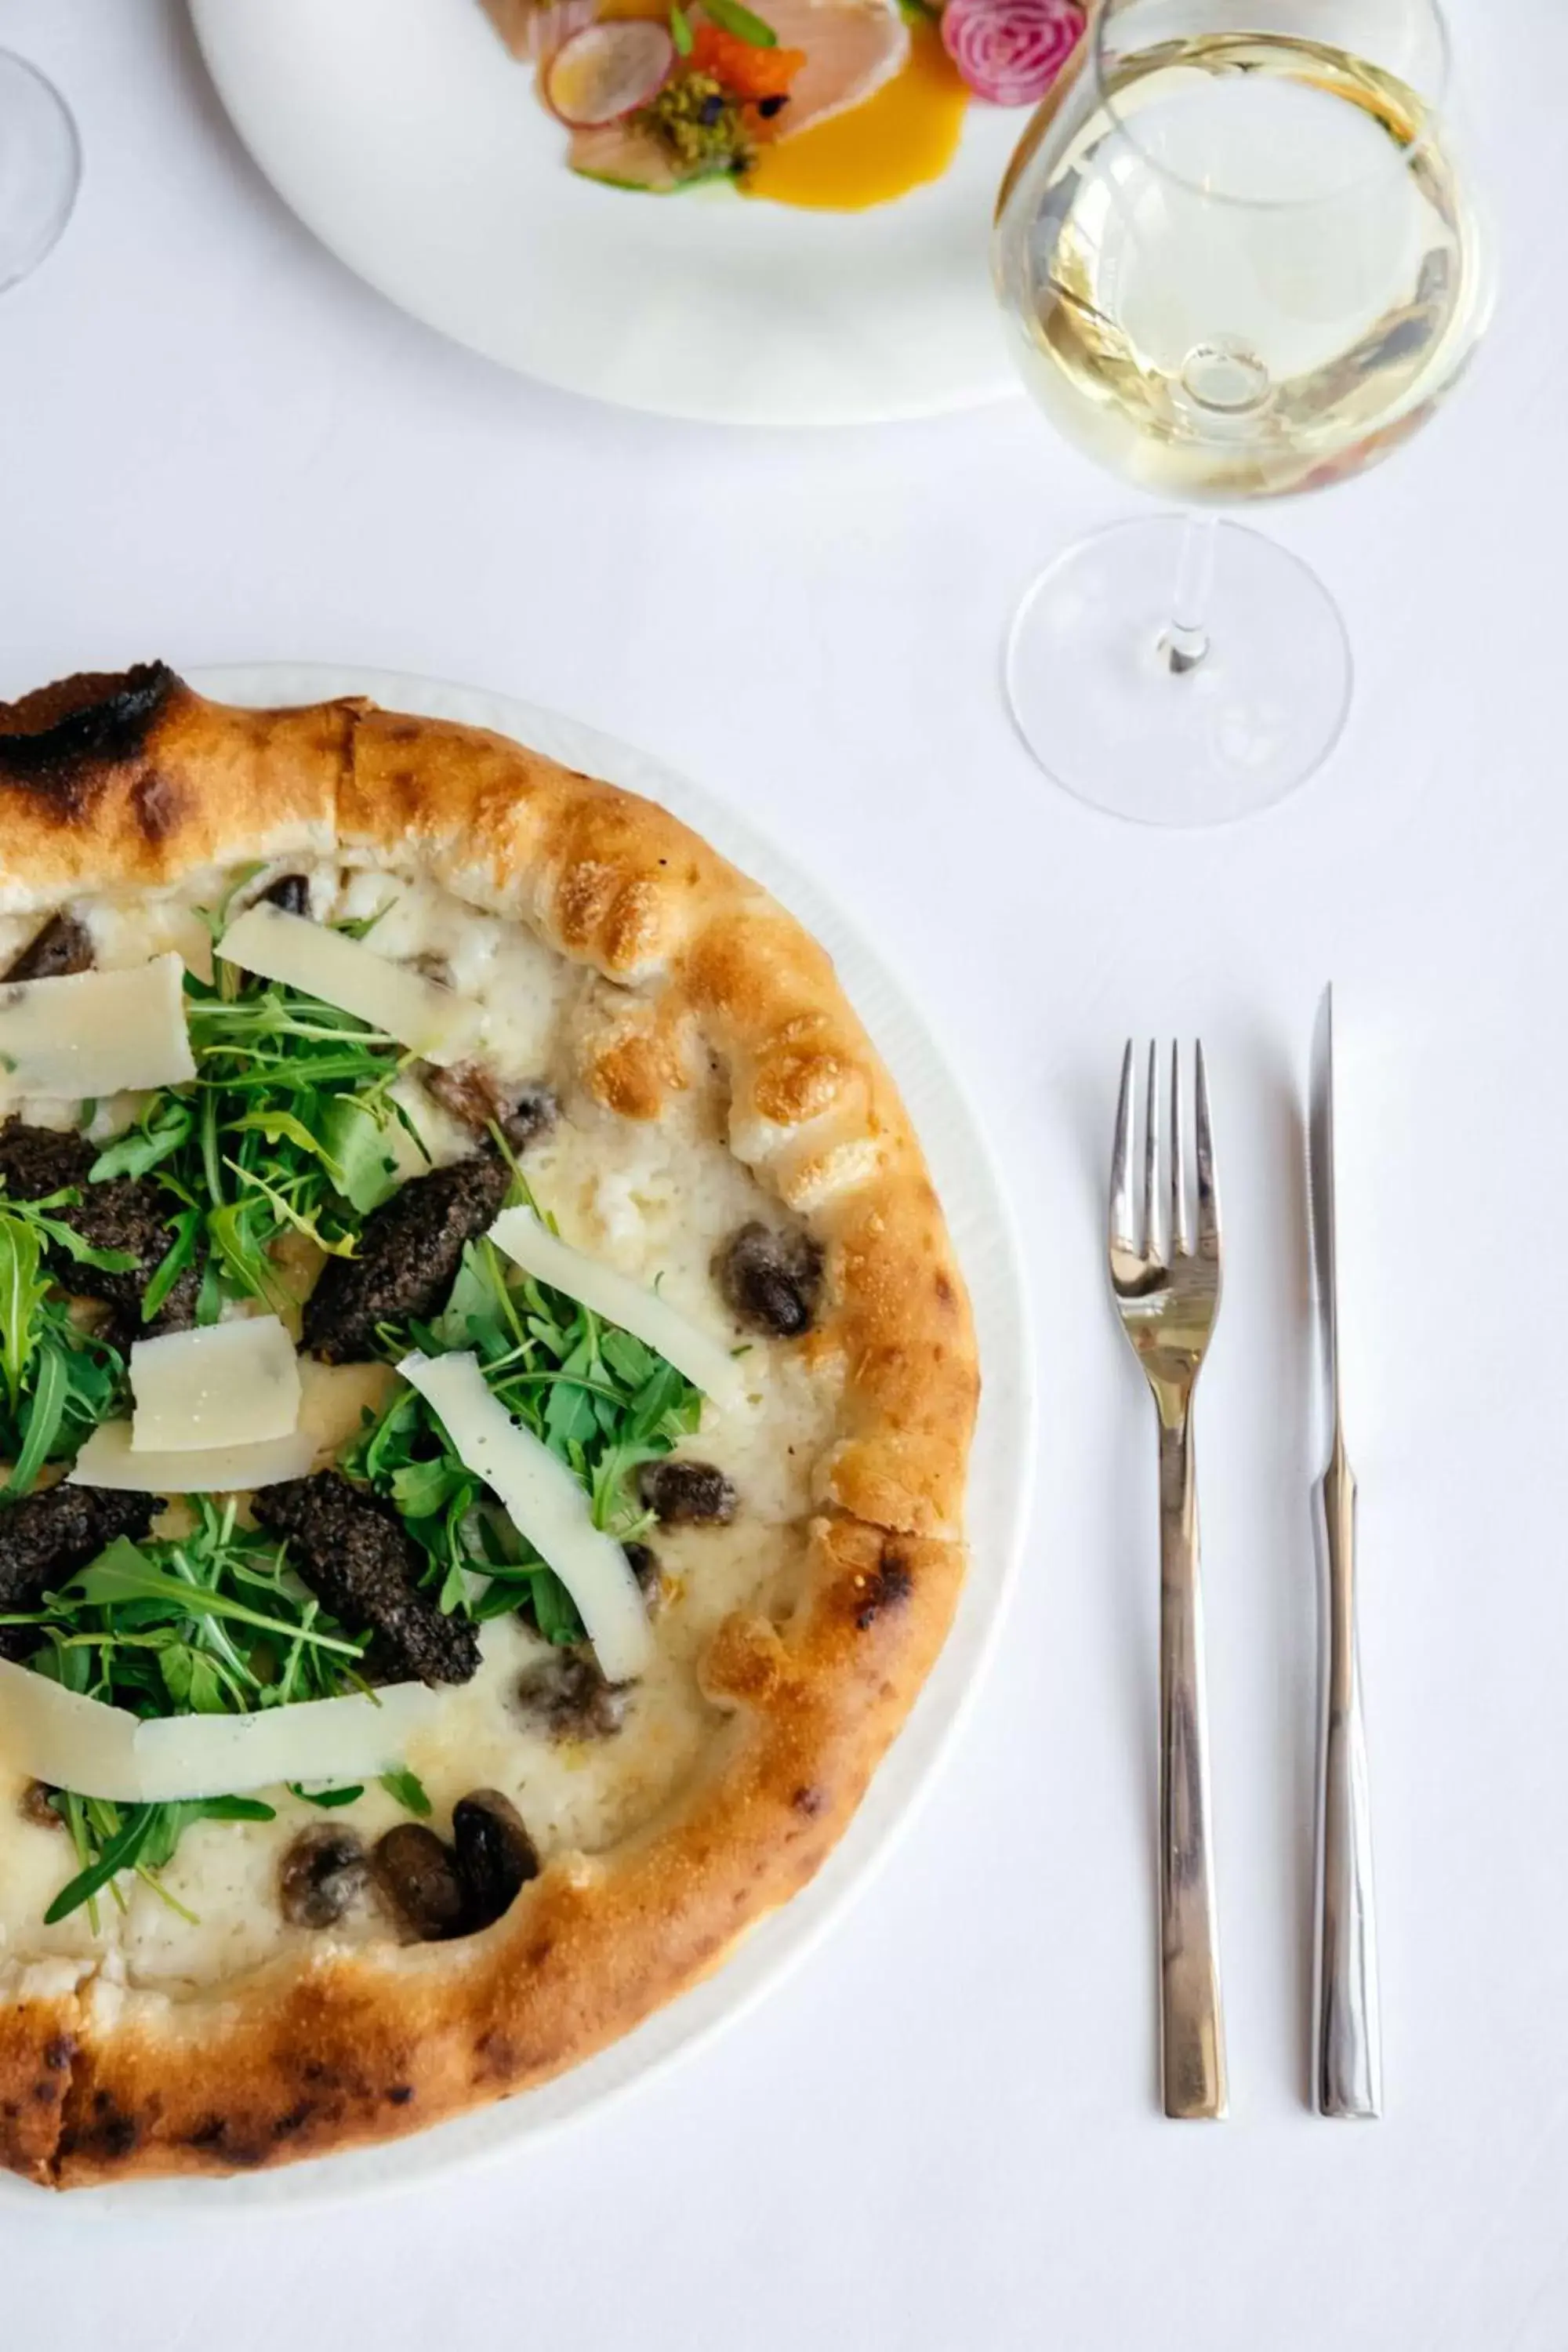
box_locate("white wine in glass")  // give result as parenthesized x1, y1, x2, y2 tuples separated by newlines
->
(993, 0, 1493, 826)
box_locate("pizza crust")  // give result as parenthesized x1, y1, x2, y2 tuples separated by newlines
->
(0, 666, 977, 2186)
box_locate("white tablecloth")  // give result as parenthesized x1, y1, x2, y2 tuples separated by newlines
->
(1, 3, 1561, 2345)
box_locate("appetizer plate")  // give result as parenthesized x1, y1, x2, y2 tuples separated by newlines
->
(188, 0, 1025, 426)
(0, 664, 1030, 2209)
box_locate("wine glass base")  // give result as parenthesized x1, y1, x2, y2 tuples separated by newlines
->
(0, 50, 81, 292)
(1005, 516, 1352, 828)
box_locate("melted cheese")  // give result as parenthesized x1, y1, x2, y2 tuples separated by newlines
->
(0, 954, 195, 1101)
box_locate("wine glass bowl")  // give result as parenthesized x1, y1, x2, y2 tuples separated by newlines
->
(992, 0, 1493, 826)
(0, 49, 81, 293)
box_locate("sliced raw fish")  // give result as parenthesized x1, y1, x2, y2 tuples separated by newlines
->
(569, 120, 688, 189)
(751, 0, 909, 134)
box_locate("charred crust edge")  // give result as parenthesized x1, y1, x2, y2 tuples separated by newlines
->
(0, 664, 180, 802)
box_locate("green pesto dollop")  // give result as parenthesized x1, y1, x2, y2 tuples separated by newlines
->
(637, 72, 753, 177)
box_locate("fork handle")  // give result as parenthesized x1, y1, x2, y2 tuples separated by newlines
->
(1315, 1443, 1382, 2118)
(1157, 1411, 1229, 2119)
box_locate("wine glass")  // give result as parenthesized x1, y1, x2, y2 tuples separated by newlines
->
(992, 0, 1493, 826)
(0, 49, 80, 293)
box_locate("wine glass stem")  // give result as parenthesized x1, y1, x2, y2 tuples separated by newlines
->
(1163, 513, 1218, 676)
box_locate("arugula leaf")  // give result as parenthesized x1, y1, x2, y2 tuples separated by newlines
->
(44, 1804, 158, 1924)
(390, 1455, 466, 1519)
(88, 1097, 194, 1183)
(62, 1537, 365, 1657)
(379, 1767, 432, 1818)
(289, 1782, 364, 1809)
(670, 0, 694, 50)
(0, 1214, 50, 1412)
(107, 954, 412, 1319)
(141, 1207, 202, 1324)
(139, 1795, 275, 1877)
(2, 1338, 68, 1498)
(25, 1497, 365, 1920)
(435, 1241, 509, 1352)
(530, 1570, 586, 1646)
(22, 1211, 136, 1275)
(318, 1094, 404, 1215)
(158, 1642, 227, 1713)
(346, 1234, 702, 1642)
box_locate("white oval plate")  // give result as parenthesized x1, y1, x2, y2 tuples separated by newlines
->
(188, 0, 1024, 426)
(9, 664, 1031, 2211)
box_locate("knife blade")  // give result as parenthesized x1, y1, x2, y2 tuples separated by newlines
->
(1308, 985, 1383, 2119)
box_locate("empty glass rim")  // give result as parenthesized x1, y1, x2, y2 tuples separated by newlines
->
(1087, 2, 1454, 210)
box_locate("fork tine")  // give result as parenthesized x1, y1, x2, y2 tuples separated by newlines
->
(1142, 1040, 1160, 1262)
(1109, 1040, 1135, 1251)
(1170, 1040, 1190, 1256)
(1195, 1040, 1219, 1255)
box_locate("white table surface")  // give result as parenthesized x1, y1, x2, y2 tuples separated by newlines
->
(0, 2, 1560, 2344)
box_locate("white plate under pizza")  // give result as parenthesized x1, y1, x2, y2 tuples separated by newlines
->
(0, 660, 1026, 2194)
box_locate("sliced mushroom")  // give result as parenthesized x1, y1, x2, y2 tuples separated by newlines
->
(637, 1459, 737, 1527)
(623, 1540, 663, 1614)
(280, 1825, 368, 1929)
(18, 1779, 63, 1831)
(5, 911, 94, 984)
(421, 1064, 558, 1152)
(371, 1823, 466, 1941)
(260, 873, 310, 916)
(713, 1221, 823, 1339)
(452, 1788, 539, 1929)
(516, 1650, 630, 1741)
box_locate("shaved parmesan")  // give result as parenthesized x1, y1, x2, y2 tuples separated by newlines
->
(399, 1349, 653, 1682)
(67, 1417, 315, 1495)
(0, 1658, 436, 1804)
(488, 1206, 746, 1409)
(0, 1658, 136, 1798)
(132, 1682, 437, 1804)
(216, 902, 477, 1066)
(129, 1316, 301, 1452)
(0, 953, 195, 1099)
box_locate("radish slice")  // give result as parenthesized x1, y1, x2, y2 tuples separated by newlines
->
(546, 22, 674, 127)
(942, 0, 1083, 106)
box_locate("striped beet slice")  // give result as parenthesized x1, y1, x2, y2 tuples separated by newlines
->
(941, 0, 1083, 106)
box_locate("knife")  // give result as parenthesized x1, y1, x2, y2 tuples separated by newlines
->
(1308, 985, 1383, 2118)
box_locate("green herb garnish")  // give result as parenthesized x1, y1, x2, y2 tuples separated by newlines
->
(13, 1497, 371, 1922)
(637, 73, 753, 175)
(379, 1766, 433, 1818)
(289, 1782, 365, 1809)
(0, 1207, 127, 1497)
(45, 1795, 278, 1929)
(100, 951, 418, 1319)
(702, 0, 777, 42)
(343, 1232, 701, 1635)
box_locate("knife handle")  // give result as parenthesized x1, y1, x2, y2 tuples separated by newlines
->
(1314, 1442, 1382, 2118)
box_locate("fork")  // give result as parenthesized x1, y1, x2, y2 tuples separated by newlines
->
(1109, 1041, 1229, 2121)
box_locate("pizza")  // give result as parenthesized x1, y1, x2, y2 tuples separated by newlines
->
(0, 663, 975, 2187)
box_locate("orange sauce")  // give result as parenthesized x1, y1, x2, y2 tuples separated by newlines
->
(743, 15, 966, 211)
